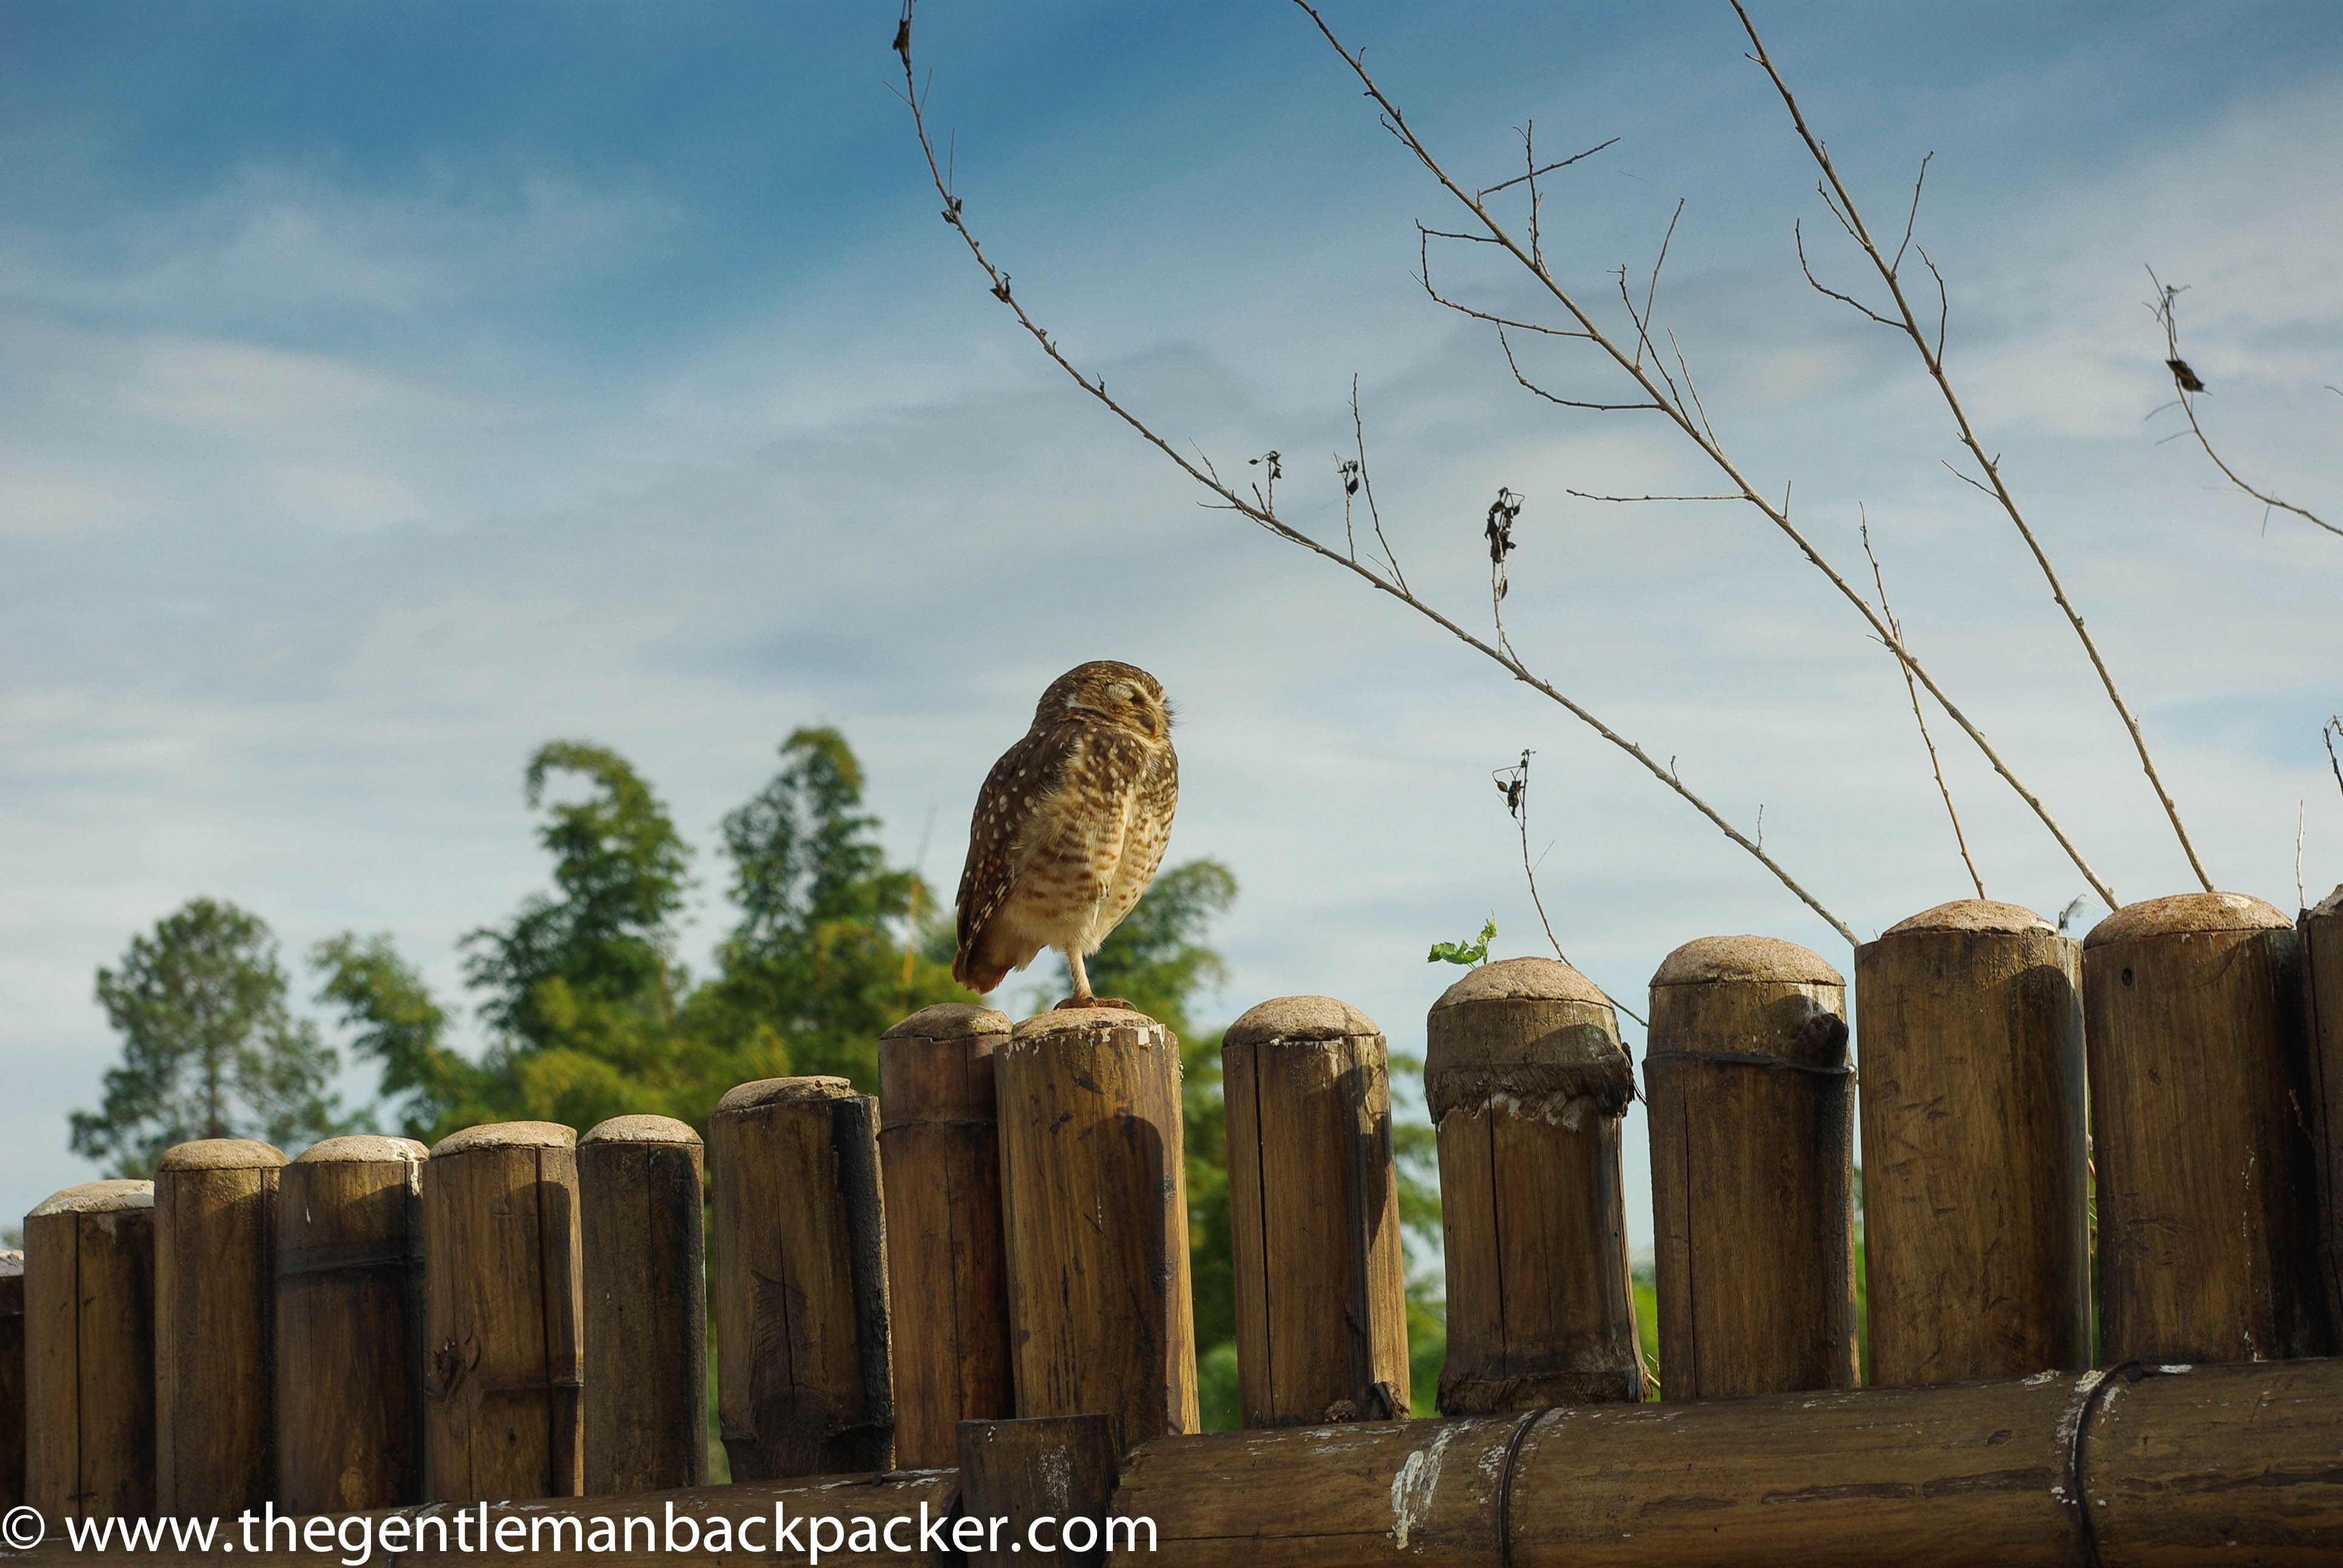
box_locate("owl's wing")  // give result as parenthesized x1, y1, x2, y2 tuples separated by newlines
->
(954, 720, 1084, 981)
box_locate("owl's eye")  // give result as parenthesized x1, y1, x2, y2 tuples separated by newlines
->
(1106, 682, 1135, 704)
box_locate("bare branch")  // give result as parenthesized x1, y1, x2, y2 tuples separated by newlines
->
(1477, 135, 1620, 199)
(1567, 489, 1740, 503)
(1796, 220, 1899, 330)
(1499, 328, 1664, 413)
(1636, 199, 1685, 370)
(1892, 152, 1933, 278)
(2326, 716, 2343, 808)
(2147, 267, 2339, 540)
(1291, 0, 2117, 909)
(1863, 513, 1984, 900)
(1733, 0, 2200, 894)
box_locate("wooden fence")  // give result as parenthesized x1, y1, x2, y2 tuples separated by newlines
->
(4, 889, 2341, 1564)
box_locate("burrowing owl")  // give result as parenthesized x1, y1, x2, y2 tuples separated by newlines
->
(953, 661, 1178, 1011)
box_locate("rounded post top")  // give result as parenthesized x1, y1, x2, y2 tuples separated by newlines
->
(1007, 1006, 1162, 1045)
(1429, 956, 1609, 1013)
(294, 1134, 429, 1165)
(581, 1113, 703, 1148)
(883, 1003, 1012, 1042)
(715, 1075, 859, 1115)
(1, 1248, 22, 1278)
(2313, 883, 2343, 920)
(1225, 995, 1381, 1048)
(2083, 891, 2292, 950)
(1651, 935, 1843, 988)
(429, 1120, 576, 1158)
(1878, 899, 2054, 939)
(156, 1137, 289, 1172)
(29, 1178, 155, 1218)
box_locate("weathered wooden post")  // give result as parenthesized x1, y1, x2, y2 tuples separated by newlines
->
(276, 1134, 428, 1513)
(2303, 883, 2343, 1333)
(996, 1007, 1199, 1446)
(2083, 892, 2329, 1364)
(579, 1114, 708, 1495)
(710, 1076, 893, 1478)
(879, 1004, 1015, 1468)
(23, 1180, 156, 1521)
(1222, 995, 1409, 1426)
(957, 1413, 1120, 1567)
(1854, 901, 2091, 1385)
(1428, 958, 1643, 1412)
(0, 1249, 22, 1511)
(421, 1121, 585, 1503)
(154, 1138, 286, 1515)
(1646, 936, 1858, 1398)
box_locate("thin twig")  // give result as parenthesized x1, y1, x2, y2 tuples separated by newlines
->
(893, 0, 1857, 943)
(2146, 269, 2339, 540)
(1478, 135, 1619, 199)
(2326, 716, 2343, 806)
(1496, 751, 1650, 1028)
(1731, 0, 2203, 894)
(1295, 0, 2118, 910)
(1863, 513, 1985, 899)
(1567, 490, 1740, 503)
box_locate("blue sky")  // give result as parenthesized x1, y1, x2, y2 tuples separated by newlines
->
(4, 1, 2339, 1242)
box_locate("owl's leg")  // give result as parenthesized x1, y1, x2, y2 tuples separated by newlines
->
(1054, 945, 1131, 1011)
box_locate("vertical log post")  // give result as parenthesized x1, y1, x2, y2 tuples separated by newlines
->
(879, 1004, 1015, 1469)
(2084, 892, 2329, 1364)
(1222, 995, 1409, 1426)
(1854, 901, 2090, 1385)
(2303, 883, 2343, 1334)
(1, 1249, 22, 1511)
(1646, 936, 1858, 1399)
(23, 1180, 156, 1521)
(996, 1008, 1199, 1447)
(578, 1114, 708, 1495)
(710, 1077, 893, 1479)
(275, 1134, 428, 1514)
(421, 1122, 584, 1503)
(154, 1138, 286, 1516)
(1428, 958, 1643, 1412)
(957, 1413, 1120, 1567)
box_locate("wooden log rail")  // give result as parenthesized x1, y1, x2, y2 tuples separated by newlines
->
(6, 1357, 2338, 1565)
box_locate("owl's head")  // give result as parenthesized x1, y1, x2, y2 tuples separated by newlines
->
(1040, 660, 1173, 742)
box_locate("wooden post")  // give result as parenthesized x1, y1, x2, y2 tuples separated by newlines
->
(1, 1249, 22, 1511)
(957, 1413, 1119, 1566)
(1645, 936, 1856, 1399)
(421, 1121, 584, 1503)
(2083, 892, 2329, 1364)
(153, 1138, 286, 1516)
(23, 1180, 155, 1521)
(1427, 958, 1643, 1413)
(2302, 882, 2343, 1334)
(276, 1134, 428, 1514)
(1854, 901, 2090, 1385)
(1221, 995, 1409, 1426)
(995, 1007, 1198, 1447)
(710, 1076, 893, 1479)
(578, 1114, 708, 1495)
(879, 1004, 1014, 1469)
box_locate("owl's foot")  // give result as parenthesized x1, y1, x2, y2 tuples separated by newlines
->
(1054, 994, 1132, 1011)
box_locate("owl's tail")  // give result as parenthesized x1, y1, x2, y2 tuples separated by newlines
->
(952, 949, 1008, 996)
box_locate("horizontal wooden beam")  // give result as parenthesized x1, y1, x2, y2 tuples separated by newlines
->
(8, 1359, 2336, 1566)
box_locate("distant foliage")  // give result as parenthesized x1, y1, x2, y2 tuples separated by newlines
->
(72, 897, 355, 1176)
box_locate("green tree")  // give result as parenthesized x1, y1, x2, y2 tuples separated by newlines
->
(71, 897, 352, 1176)
(312, 932, 493, 1142)
(701, 727, 967, 1089)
